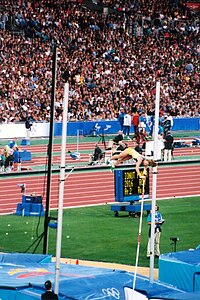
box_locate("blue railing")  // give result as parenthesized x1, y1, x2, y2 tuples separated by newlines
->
(54, 118, 200, 137)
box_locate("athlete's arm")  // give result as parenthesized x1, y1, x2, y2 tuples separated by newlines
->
(135, 156, 146, 179)
(143, 165, 148, 176)
(135, 156, 144, 178)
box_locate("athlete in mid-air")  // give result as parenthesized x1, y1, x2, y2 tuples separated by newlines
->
(110, 148, 156, 179)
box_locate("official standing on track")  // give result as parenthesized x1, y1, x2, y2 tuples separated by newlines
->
(164, 131, 174, 162)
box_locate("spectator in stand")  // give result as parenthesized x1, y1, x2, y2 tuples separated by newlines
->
(0, 0, 199, 126)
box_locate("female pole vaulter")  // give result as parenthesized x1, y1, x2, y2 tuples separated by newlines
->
(110, 148, 156, 179)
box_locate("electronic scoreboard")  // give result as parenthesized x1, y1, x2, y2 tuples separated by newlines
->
(114, 168, 150, 202)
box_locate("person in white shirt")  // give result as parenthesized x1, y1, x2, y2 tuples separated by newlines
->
(167, 112, 173, 129)
(123, 111, 132, 140)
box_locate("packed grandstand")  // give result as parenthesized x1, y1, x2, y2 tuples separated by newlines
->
(0, 0, 199, 124)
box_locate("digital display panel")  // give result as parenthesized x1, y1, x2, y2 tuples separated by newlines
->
(114, 168, 150, 202)
(123, 169, 149, 196)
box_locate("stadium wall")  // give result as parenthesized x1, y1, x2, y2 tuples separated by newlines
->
(0, 118, 199, 139)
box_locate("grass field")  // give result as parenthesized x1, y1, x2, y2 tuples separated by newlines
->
(1, 196, 199, 268)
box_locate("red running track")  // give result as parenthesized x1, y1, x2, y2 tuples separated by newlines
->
(21, 144, 200, 167)
(0, 165, 200, 215)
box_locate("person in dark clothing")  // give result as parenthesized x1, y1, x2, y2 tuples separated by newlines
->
(93, 143, 103, 161)
(164, 131, 174, 161)
(0, 149, 5, 172)
(134, 142, 143, 155)
(112, 141, 128, 156)
(134, 128, 147, 152)
(25, 117, 32, 139)
(89, 143, 104, 165)
(13, 145, 20, 171)
(113, 131, 123, 144)
(107, 130, 123, 150)
(118, 108, 125, 131)
(41, 280, 58, 300)
(4, 147, 14, 171)
(25, 117, 32, 130)
(163, 116, 171, 139)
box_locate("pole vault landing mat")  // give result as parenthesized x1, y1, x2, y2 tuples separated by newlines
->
(1, 253, 200, 300)
(159, 249, 200, 293)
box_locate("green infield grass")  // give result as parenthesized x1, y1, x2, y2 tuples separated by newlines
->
(0, 196, 199, 268)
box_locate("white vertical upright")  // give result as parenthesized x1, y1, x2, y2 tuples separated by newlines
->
(54, 82, 69, 295)
(149, 81, 160, 283)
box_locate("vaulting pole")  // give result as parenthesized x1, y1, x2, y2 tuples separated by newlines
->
(133, 179, 145, 290)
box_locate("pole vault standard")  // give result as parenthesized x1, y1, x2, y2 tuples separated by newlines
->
(55, 82, 70, 295)
(149, 81, 160, 283)
(43, 45, 57, 254)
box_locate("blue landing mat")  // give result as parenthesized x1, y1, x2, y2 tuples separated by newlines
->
(159, 249, 200, 293)
(0, 253, 200, 299)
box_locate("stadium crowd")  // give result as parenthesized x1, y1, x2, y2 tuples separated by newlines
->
(0, 0, 199, 124)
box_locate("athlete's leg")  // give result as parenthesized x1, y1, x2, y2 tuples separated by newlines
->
(110, 153, 120, 161)
(114, 155, 132, 165)
(110, 148, 129, 161)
